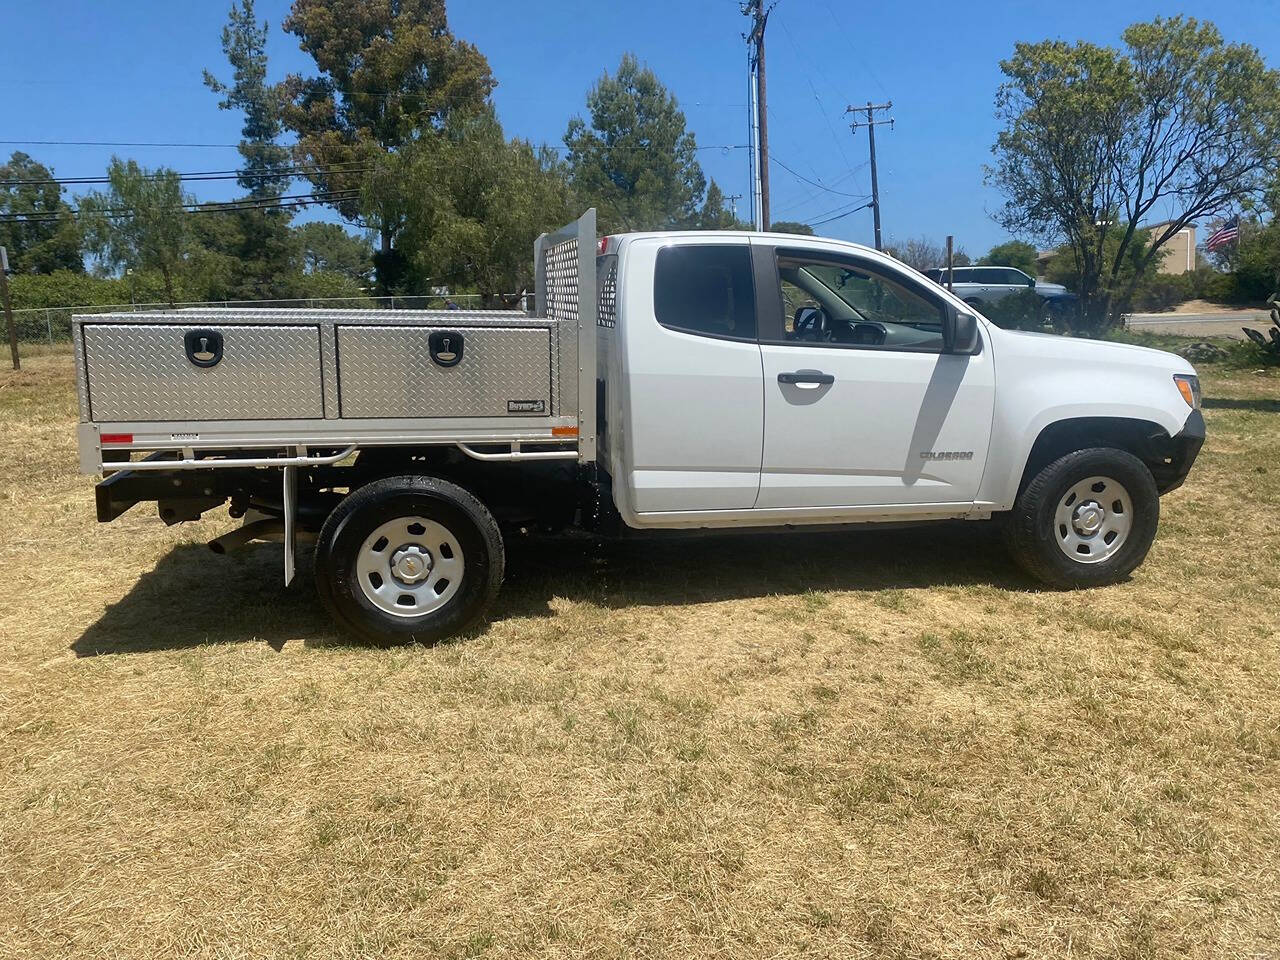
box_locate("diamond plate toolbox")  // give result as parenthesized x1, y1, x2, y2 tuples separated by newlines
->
(83, 323, 324, 421)
(336, 325, 552, 419)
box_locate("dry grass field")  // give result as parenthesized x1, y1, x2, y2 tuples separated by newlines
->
(1, 347, 1277, 959)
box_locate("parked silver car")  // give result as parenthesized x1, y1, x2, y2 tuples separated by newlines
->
(922, 265, 1076, 320)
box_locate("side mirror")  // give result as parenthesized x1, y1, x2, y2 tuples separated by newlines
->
(948, 310, 980, 354)
(1026, 276, 1036, 289)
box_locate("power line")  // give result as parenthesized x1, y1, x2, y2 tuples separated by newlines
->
(777, 17, 859, 181)
(769, 164, 869, 215)
(0, 139, 245, 149)
(808, 199, 874, 228)
(1, 138, 751, 155)
(0, 161, 370, 187)
(0, 190, 360, 223)
(770, 155, 869, 198)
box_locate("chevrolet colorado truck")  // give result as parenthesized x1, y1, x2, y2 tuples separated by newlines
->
(73, 210, 1204, 643)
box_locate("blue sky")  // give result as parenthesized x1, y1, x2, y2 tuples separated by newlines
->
(2, 0, 1275, 256)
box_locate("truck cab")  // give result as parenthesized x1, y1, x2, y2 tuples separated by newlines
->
(597, 231, 1201, 531)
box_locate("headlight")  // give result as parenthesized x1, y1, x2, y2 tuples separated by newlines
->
(1173, 374, 1201, 409)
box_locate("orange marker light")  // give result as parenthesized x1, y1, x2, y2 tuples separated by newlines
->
(551, 426, 579, 438)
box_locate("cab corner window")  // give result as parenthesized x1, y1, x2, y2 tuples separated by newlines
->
(774, 254, 946, 352)
(653, 245, 756, 339)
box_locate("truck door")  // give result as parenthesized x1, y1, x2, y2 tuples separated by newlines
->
(752, 240, 994, 510)
(620, 238, 764, 513)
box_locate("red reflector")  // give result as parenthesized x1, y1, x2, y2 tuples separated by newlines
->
(100, 433, 133, 444)
(551, 425, 579, 438)
(597, 236, 609, 255)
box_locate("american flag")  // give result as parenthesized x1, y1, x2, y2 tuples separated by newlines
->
(1205, 216, 1240, 252)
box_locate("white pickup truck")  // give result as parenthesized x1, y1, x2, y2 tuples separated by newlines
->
(74, 211, 1204, 644)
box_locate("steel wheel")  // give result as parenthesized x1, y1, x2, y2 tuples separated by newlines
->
(355, 515, 465, 617)
(1053, 475, 1133, 564)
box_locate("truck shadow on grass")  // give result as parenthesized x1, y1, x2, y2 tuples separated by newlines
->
(73, 523, 1033, 656)
(73, 544, 335, 657)
(1202, 396, 1280, 413)
(497, 522, 1032, 622)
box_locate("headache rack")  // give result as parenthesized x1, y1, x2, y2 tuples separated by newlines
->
(73, 209, 598, 476)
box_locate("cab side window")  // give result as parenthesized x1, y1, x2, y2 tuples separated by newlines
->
(771, 253, 947, 352)
(653, 245, 756, 340)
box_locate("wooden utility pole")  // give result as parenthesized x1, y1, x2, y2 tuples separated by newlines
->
(846, 101, 894, 250)
(745, 1, 773, 230)
(1, 247, 17, 371)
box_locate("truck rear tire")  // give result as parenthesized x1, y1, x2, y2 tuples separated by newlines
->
(314, 475, 504, 645)
(1003, 447, 1159, 589)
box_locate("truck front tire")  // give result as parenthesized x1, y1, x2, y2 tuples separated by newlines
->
(1003, 448, 1159, 589)
(315, 475, 504, 645)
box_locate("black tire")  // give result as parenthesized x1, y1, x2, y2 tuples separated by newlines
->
(1003, 447, 1159, 589)
(315, 475, 504, 645)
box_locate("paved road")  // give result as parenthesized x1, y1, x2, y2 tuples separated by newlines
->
(1125, 311, 1272, 338)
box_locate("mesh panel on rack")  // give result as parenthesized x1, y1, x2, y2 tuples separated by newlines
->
(544, 237, 579, 327)
(598, 258, 617, 329)
(545, 236, 579, 418)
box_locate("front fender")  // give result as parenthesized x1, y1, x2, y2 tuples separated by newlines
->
(978, 330, 1197, 508)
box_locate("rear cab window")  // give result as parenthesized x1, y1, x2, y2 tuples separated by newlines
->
(597, 253, 618, 329)
(653, 245, 756, 340)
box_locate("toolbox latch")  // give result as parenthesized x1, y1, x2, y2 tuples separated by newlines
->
(428, 330, 464, 367)
(184, 329, 224, 368)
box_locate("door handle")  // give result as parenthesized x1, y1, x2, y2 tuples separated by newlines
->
(778, 371, 834, 385)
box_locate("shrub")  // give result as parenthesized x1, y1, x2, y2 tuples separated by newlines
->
(1130, 273, 1192, 312)
(1240, 294, 1280, 366)
(980, 289, 1046, 330)
(282, 270, 370, 303)
(1184, 266, 1220, 300)
(1201, 271, 1251, 304)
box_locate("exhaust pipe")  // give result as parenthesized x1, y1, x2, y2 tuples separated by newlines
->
(209, 518, 284, 555)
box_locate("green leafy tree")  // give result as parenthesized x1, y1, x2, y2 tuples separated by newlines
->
(80, 158, 191, 307)
(285, 268, 370, 302)
(698, 181, 745, 230)
(204, 0, 290, 199)
(187, 205, 302, 300)
(768, 221, 815, 236)
(296, 221, 374, 283)
(381, 111, 576, 303)
(1043, 227, 1159, 315)
(0, 152, 83, 274)
(990, 16, 1280, 333)
(980, 240, 1038, 275)
(204, 0, 299, 299)
(278, 0, 495, 291)
(565, 54, 707, 233)
(1201, 215, 1280, 303)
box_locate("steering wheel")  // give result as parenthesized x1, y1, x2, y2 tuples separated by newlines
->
(793, 306, 830, 341)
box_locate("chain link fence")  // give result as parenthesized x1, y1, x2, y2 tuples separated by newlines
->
(8, 293, 526, 356)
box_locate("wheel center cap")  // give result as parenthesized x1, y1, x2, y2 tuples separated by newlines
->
(1074, 502, 1104, 535)
(390, 544, 433, 585)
